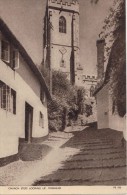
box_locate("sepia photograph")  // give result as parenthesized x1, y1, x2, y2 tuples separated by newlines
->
(0, 0, 126, 194)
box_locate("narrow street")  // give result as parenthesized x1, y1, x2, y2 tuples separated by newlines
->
(0, 126, 126, 186)
(34, 126, 127, 186)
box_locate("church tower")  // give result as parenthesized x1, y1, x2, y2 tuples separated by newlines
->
(43, 0, 82, 86)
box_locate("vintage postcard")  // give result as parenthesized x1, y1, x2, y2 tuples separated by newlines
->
(0, 0, 126, 194)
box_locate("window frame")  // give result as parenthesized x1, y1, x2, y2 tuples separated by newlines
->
(11, 89, 16, 114)
(1, 40, 10, 63)
(59, 16, 66, 34)
(0, 34, 19, 70)
(12, 49, 19, 70)
(0, 80, 16, 114)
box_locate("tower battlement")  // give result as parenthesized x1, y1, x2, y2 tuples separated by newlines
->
(44, 0, 80, 86)
(82, 75, 97, 81)
(48, 0, 79, 13)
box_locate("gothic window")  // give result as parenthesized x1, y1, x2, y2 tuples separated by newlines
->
(90, 85, 95, 97)
(59, 16, 66, 33)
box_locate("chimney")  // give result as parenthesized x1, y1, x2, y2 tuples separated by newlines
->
(96, 39, 105, 80)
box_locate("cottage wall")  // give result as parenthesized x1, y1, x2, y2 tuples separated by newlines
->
(17, 55, 41, 98)
(108, 91, 126, 140)
(96, 84, 109, 129)
(96, 83, 126, 141)
(0, 57, 48, 158)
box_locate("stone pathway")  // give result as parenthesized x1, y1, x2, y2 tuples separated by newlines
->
(34, 127, 127, 186)
(0, 129, 80, 186)
(0, 126, 126, 186)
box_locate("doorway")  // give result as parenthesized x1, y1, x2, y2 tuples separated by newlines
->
(25, 102, 33, 143)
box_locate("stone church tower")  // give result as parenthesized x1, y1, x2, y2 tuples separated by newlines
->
(43, 0, 82, 86)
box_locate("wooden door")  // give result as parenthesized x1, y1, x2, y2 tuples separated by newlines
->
(25, 102, 33, 143)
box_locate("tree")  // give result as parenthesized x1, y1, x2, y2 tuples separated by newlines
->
(52, 70, 78, 110)
(43, 69, 79, 131)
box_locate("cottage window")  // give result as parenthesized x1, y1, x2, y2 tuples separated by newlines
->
(11, 89, 16, 114)
(1, 40, 10, 62)
(39, 112, 44, 128)
(12, 49, 19, 69)
(0, 81, 16, 114)
(59, 16, 66, 33)
(40, 87, 45, 104)
(0, 83, 7, 110)
(1, 39, 19, 69)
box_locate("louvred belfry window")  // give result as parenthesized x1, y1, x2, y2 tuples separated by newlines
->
(59, 16, 66, 33)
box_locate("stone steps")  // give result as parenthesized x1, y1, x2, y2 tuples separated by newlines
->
(61, 158, 126, 170)
(33, 128, 126, 186)
(71, 152, 125, 161)
(81, 147, 125, 153)
(34, 167, 127, 186)
(36, 178, 126, 186)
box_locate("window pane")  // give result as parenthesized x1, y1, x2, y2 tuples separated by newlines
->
(12, 50, 19, 69)
(11, 89, 16, 114)
(12, 50, 16, 68)
(0, 80, 16, 114)
(1, 40, 10, 62)
(1, 84, 7, 110)
(6, 86, 11, 111)
(59, 16, 66, 33)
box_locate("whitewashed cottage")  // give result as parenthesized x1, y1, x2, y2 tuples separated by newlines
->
(0, 18, 51, 166)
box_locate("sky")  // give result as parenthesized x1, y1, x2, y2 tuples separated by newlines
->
(0, 0, 113, 76)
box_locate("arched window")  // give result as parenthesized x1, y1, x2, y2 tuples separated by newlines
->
(90, 85, 95, 97)
(59, 16, 66, 33)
